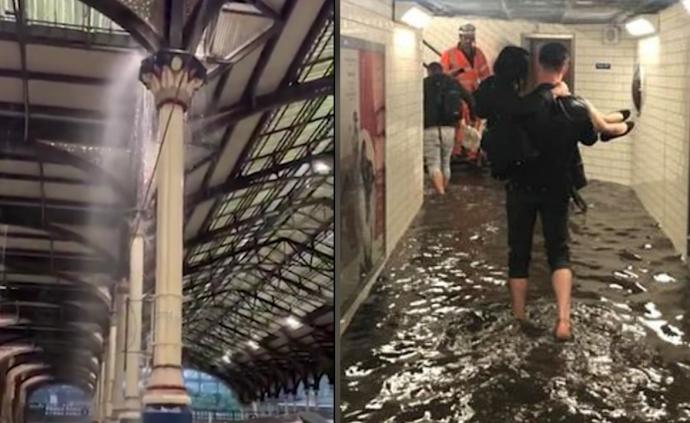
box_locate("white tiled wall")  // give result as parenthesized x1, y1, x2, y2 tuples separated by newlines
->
(342, 0, 425, 256)
(633, 3, 690, 257)
(424, 18, 636, 186)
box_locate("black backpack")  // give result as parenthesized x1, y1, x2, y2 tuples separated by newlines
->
(439, 77, 463, 123)
(481, 117, 538, 180)
(474, 78, 540, 179)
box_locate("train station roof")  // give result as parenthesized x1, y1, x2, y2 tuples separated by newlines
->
(0, 0, 333, 402)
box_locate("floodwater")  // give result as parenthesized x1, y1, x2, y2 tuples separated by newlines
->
(341, 171, 690, 423)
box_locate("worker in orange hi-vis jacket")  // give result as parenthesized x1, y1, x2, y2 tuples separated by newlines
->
(440, 23, 491, 161)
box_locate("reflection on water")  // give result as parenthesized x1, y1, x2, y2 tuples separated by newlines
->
(342, 173, 690, 422)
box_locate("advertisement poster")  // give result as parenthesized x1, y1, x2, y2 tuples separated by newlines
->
(339, 36, 386, 311)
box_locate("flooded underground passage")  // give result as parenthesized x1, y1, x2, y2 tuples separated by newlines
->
(340, 0, 690, 421)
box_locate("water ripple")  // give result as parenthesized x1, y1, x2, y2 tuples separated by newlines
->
(342, 176, 690, 422)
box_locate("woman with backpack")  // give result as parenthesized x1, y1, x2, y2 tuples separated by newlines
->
(422, 62, 475, 195)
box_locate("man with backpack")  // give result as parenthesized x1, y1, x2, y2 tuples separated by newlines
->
(423, 62, 475, 195)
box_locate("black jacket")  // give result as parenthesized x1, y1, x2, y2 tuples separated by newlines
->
(475, 76, 597, 194)
(423, 73, 475, 128)
(475, 76, 553, 123)
(518, 85, 597, 196)
(474, 76, 553, 178)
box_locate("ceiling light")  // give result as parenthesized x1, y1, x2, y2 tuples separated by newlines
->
(625, 17, 655, 37)
(684, 0, 690, 14)
(312, 160, 331, 174)
(285, 316, 303, 330)
(247, 340, 260, 350)
(223, 353, 231, 364)
(400, 6, 431, 29)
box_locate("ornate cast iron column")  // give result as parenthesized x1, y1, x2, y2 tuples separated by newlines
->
(119, 231, 145, 423)
(105, 319, 118, 420)
(138, 50, 206, 423)
(98, 358, 108, 421)
(112, 280, 128, 419)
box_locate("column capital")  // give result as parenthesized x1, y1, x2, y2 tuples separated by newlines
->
(139, 50, 207, 111)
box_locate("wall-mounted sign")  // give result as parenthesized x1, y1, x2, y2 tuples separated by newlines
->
(595, 63, 611, 70)
(632, 63, 643, 116)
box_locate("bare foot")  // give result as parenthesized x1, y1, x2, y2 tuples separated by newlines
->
(554, 319, 572, 341)
(519, 319, 545, 338)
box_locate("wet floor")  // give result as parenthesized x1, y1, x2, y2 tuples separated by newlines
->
(341, 170, 690, 422)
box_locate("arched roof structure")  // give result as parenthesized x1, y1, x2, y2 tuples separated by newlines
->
(0, 0, 333, 404)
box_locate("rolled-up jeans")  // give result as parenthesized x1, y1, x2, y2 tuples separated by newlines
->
(506, 183, 571, 278)
(424, 126, 455, 181)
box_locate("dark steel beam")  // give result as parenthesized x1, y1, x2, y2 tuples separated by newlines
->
(2, 249, 116, 274)
(187, 221, 330, 340)
(78, 0, 163, 51)
(252, 1, 280, 20)
(167, 0, 185, 48)
(186, 269, 316, 313)
(0, 101, 112, 121)
(206, 22, 282, 79)
(12, 363, 98, 394)
(219, 304, 275, 337)
(182, 0, 225, 51)
(183, 237, 288, 274)
(257, 268, 324, 300)
(243, 344, 309, 384)
(0, 329, 103, 354)
(194, 0, 297, 238)
(217, 0, 328, 194)
(192, 76, 333, 134)
(0, 198, 128, 227)
(0, 68, 112, 86)
(25, 371, 96, 395)
(0, 20, 138, 51)
(241, 0, 297, 106)
(183, 181, 329, 296)
(1, 232, 51, 241)
(0, 138, 133, 203)
(1, 281, 108, 305)
(286, 238, 333, 265)
(184, 238, 287, 338)
(0, 302, 109, 330)
(283, 0, 333, 83)
(12, 0, 29, 144)
(0, 338, 103, 358)
(0, 172, 86, 185)
(202, 320, 253, 347)
(1, 258, 109, 293)
(1, 351, 95, 377)
(185, 150, 332, 207)
(0, 115, 128, 148)
(184, 196, 330, 249)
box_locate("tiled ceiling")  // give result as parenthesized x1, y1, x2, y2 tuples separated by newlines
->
(409, 0, 678, 23)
